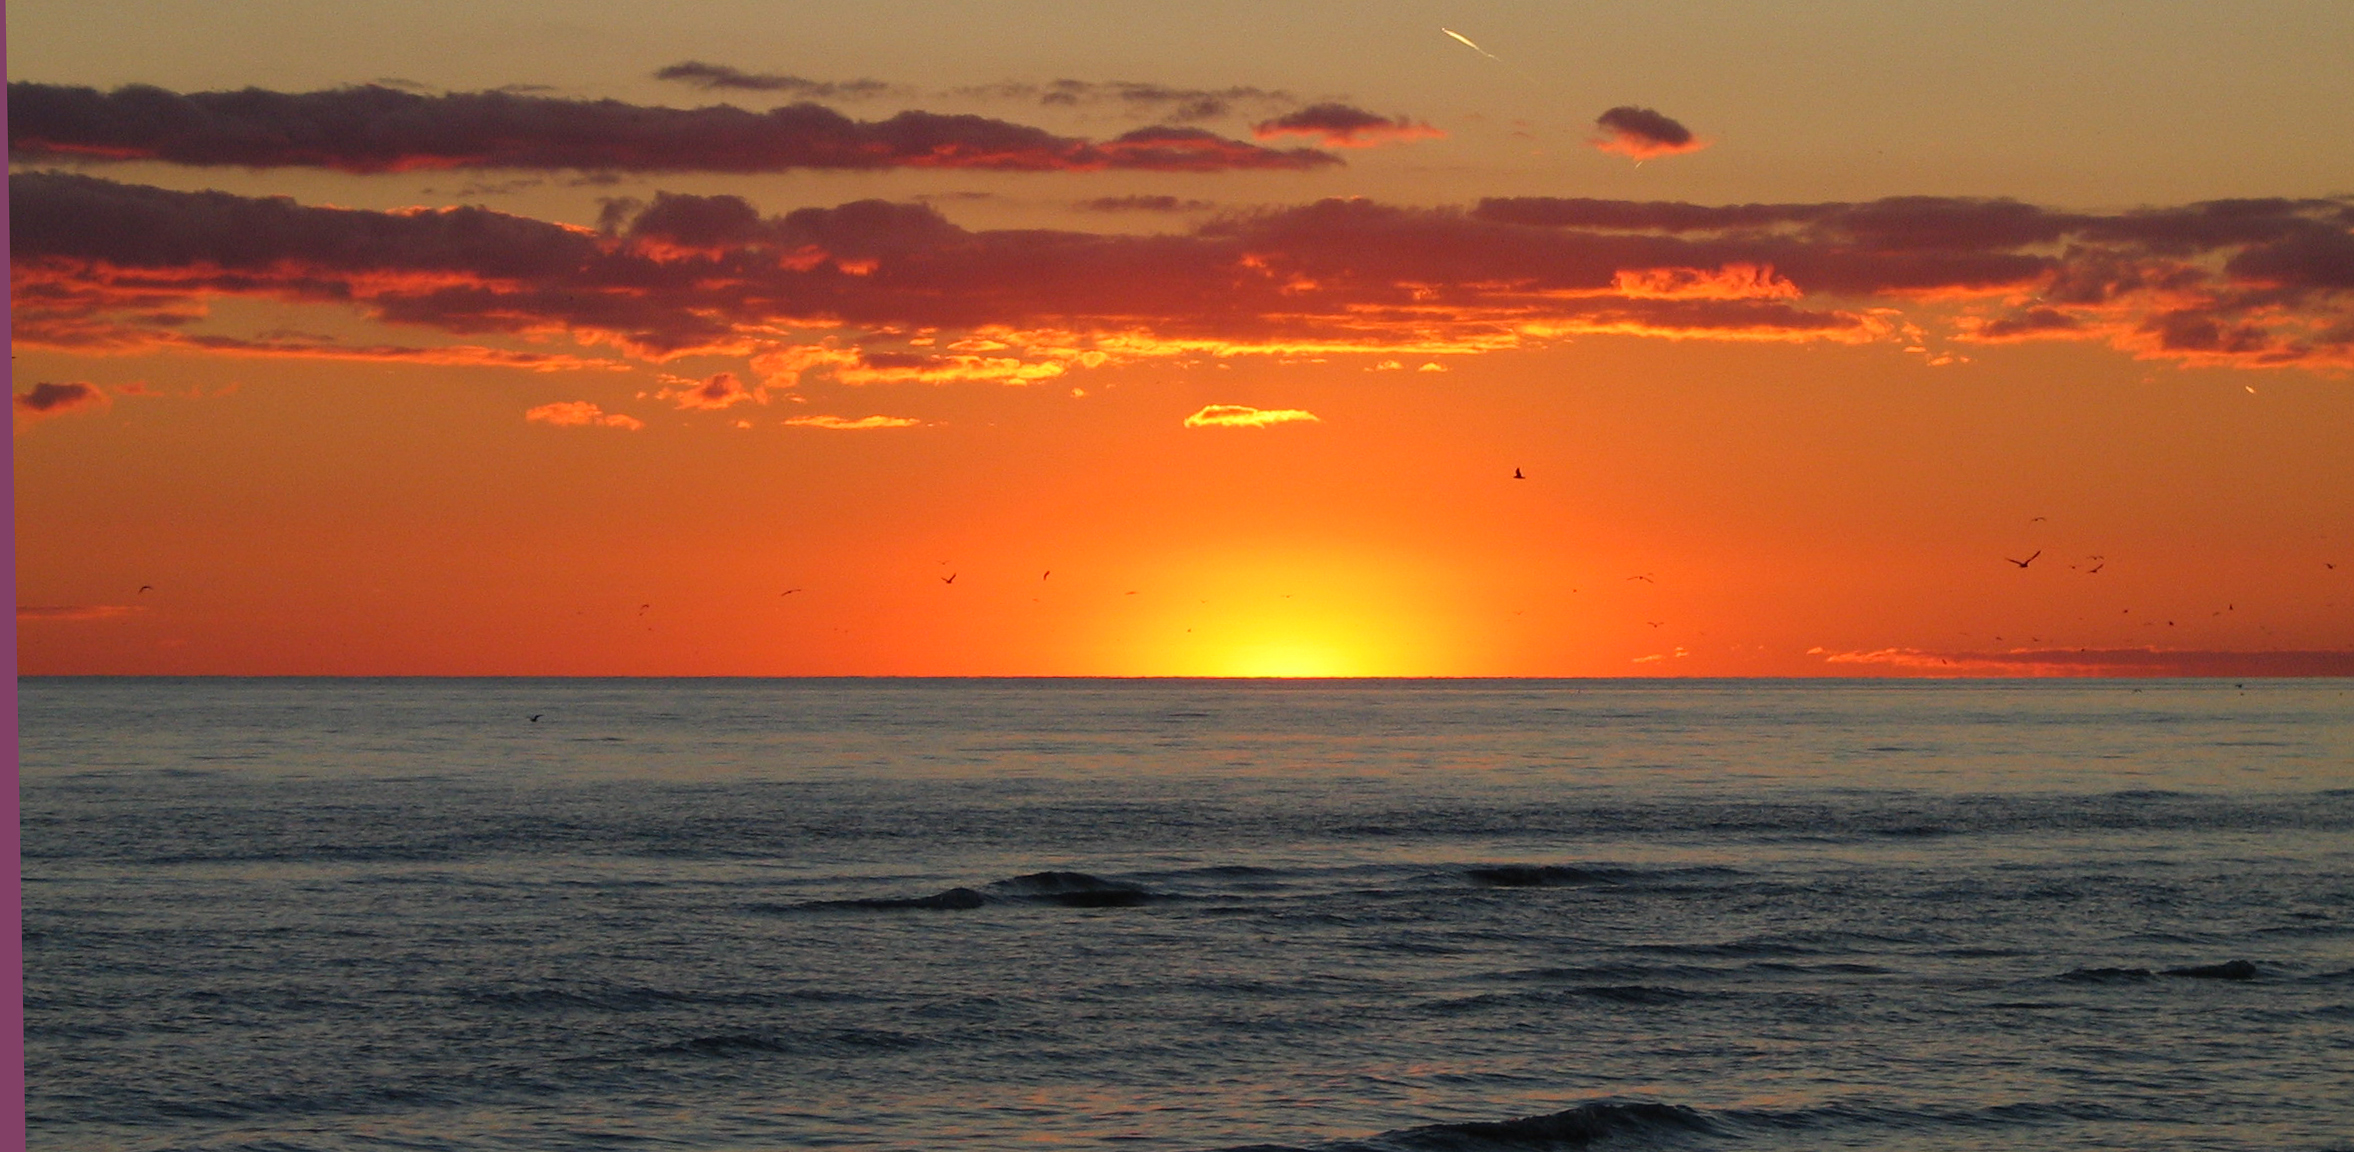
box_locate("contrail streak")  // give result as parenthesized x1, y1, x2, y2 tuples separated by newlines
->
(1442, 27, 1500, 61)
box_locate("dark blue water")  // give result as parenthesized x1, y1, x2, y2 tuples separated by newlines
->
(18, 678, 2354, 1151)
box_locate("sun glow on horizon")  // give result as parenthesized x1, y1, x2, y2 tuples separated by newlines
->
(1096, 545, 1485, 677)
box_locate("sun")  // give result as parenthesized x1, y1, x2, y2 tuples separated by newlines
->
(1216, 639, 1363, 678)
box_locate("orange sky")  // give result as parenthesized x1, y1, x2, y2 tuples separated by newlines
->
(12, 1, 2354, 676)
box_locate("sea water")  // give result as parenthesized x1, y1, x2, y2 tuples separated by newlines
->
(18, 678, 2354, 1151)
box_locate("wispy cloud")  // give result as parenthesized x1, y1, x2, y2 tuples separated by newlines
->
(525, 401, 644, 430)
(949, 79, 1299, 122)
(17, 604, 140, 621)
(651, 62, 905, 99)
(782, 414, 920, 430)
(1078, 195, 1217, 213)
(1183, 404, 1319, 428)
(1820, 647, 2354, 677)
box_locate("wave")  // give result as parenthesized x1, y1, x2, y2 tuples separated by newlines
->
(457, 982, 859, 1012)
(1201, 1101, 1719, 1151)
(2056, 959, 2258, 983)
(779, 869, 1156, 913)
(1199, 1095, 2130, 1151)
(642, 1027, 929, 1059)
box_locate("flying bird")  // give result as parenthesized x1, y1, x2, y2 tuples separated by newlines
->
(1627, 574, 1655, 583)
(1441, 27, 1500, 60)
(2006, 550, 2041, 569)
(1512, 467, 1525, 480)
(138, 585, 154, 594)
(781, 588, 802, 596)
(528, 714, 541, 723)
(942, 573, 957, 585)
(1043, 571, 1051, 580)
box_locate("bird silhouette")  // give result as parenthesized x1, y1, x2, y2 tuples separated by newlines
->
(781, 588, 802, 596)
(1512, 468, 1525, 480)
(528, 714, 541, 723)
(138, 585, 154, 594)
(1042, 571, 1051, 580)
(1627, 574, 1655, 583)
(2006, 550, 2041, 568)
(942, 573, 957, 585)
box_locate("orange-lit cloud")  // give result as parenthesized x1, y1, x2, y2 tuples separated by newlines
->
(7, 82, 1339, 173)
(782, 414, 920, 429)
(1590, 106, 1707, 160)
(14, 380, 110, 423)
(18, 173, 2352, 376)
(1820, 647, 2354, 677)
(1182, 404, 1319, 428)
(1253, 104, 1442, 148)
(655, 371, 764, 409)
(524, 401, 644, 430)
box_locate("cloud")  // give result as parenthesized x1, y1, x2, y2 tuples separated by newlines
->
(783, 414, 920, 429)
(1079, 195, 1217, 213)
(1820, 647, 2354, 677)
(1183, 404, 1319, 428)
(1590, 106, 1707, 160)
(1252, 104, 1442, 148)
(655, 370, 762, 409)
(6, 82, 1339, 173)
(14, 380, 110, 420)
(951, 80, 1299, 122)
(525, 401, 643, 429)
(17, 604, 140, 621)
(651, 62, 904, 99)
(17, 173, 2352, 377)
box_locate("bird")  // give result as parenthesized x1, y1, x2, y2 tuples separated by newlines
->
(942, 573, 957, 585)
(638, 603, 651, 613)
(1042, 571, 1051, 580)
(528, 714, 541, 723)
(2087, 562, 2105, 574)
(781, 588, 802, 596)
(1627, 574, 1655, 583)
(1512, 468, 1525, 480)
(2006, 550, 2041, 568)
(1647, 621, 1664, 628)
(138, 585, 154, 594)
(2031, 516, 2047, 522)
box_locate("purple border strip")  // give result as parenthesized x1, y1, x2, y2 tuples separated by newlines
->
(5, 2, 25, 1141)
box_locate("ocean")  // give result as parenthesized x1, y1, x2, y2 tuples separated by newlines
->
(17, 677, 2354, 1151)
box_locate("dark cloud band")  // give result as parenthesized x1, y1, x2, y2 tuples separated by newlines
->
(5, 82, 1339, 173)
